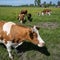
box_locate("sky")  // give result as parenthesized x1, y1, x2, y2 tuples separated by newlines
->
(0, 0, 59, 6)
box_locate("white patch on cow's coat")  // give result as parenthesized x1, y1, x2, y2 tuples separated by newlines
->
(20, 20, 23, 24)
(48, 12, 51, 16)
(42, 12, 44, 16)
(33, 26, 45, 47)
(3, 22, 16, 35)
(0, 39, 5, 44)
(0, 39, 3, 43)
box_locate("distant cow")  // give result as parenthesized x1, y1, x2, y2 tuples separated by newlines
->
(17, 9, 28, 23)
(17, 14, 26, 23)
(42, 9, 51, 16)
(0, 21, 45, 60)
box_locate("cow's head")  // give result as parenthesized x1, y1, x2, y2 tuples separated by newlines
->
(20, 9, 27, 15)
(27, 26, 45, 47)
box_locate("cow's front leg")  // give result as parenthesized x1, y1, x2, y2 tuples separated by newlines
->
(20, 20, 23, 24)
(42, 12, 44, 16)
(48, 12, 51, 16)
(5, 41, 13, 60)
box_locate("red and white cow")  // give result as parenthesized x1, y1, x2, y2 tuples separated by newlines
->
(0, 21, 45, 60)
(42, 9, 51, 16)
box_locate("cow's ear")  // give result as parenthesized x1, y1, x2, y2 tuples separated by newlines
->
(33, 25, 40, 30)
(36, 26, 40, 30)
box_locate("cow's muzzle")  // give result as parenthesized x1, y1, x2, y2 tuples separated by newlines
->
(38, 42, 45, 47)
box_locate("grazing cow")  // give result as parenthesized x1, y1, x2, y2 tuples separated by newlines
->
(42, 9, 51, 16)
(0, 21, 45, 60)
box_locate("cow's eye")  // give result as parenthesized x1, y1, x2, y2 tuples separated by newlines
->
(33, 33, 37, 38)
(29, 32, 33, 39)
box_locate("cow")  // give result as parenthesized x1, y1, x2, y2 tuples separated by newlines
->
(17, 14, 26, 23)
(0, 21, 45, 60)
(17, 9, 27, 23)
(42, 9, 51, 16)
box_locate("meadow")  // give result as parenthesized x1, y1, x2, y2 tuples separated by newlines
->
(0, 7, 60, 60)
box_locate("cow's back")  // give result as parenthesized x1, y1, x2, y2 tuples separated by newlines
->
(10, 25, 31, 43)
(0, 21, 5, 28)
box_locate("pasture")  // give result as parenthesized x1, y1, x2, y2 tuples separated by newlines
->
(0, 7, 60, 60)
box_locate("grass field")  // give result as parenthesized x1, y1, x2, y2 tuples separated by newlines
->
(0, 7, 60, 60)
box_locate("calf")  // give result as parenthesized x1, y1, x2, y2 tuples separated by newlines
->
(17, 9, 27, 23)
(42, 9, 51, 16)
(17, 14, 25, 23)
(0, 21, 45, 60)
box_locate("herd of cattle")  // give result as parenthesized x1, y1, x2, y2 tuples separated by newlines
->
(17, 9, 51, 23)
(0, 8, 51, 60)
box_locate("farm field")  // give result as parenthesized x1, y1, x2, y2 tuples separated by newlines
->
(0, 7, 60, 60)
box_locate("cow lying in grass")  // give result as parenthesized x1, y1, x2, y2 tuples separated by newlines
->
(0, 21, 45, 60)
(17, 14, 26, 23)
(17, 9, 27, 23)
(42, 9, 51, 16)
(17, 9, 32, 23)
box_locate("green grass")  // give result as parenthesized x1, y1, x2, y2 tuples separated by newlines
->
(0, 7, 60, 60)
(0, 7, 60, 22)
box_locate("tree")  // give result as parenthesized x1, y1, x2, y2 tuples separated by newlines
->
(49, 1, 52, 6)
(57, 1, 60, 6)
(34, 0, 37, 6)
(43, 1, 47, 7)
(37, 0, 41, 6)
(43, 1, 46, 5)
(34, 0, 41, 6)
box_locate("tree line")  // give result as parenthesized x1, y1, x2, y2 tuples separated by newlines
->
(0, 0, 60, 7)
(34, 0, 60, 7)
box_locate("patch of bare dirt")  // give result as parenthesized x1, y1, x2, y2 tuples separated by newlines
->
(36, 22, 60, 29)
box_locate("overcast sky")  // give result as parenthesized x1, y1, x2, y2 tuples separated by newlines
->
(0, 0, 59, 6)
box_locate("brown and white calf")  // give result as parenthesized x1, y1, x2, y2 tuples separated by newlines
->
(42, 9, 51, 16)
(0, 21, 45, 60)
(17, 14, 25, 23)
(17, 9, 27, 23)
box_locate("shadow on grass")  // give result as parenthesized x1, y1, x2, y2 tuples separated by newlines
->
(0, 42, 50, 57)
(16, 42, 50, 56)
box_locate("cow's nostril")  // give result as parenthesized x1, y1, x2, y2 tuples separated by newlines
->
(38, 42, 45, 47)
